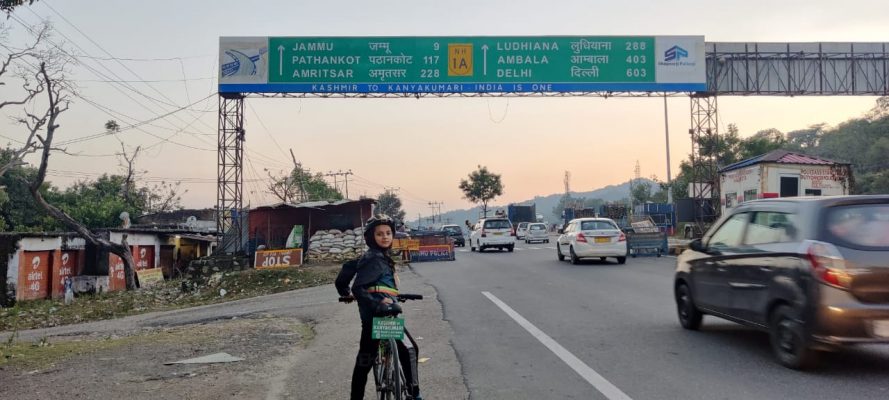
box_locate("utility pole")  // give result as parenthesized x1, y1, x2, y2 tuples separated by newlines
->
(289, 149, 307, 202)
(663, 94, 673, 204)
(428, 201, 443, 224)
(324, 170, 354, 199)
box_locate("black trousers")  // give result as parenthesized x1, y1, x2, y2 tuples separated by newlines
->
(351, 319, 420, 400)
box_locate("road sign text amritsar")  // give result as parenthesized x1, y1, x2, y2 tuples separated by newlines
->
(219, 36, 705, 94)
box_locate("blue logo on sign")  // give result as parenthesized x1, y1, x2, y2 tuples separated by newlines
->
(221, 48, 267, 78)
(664, 45, 688, 62)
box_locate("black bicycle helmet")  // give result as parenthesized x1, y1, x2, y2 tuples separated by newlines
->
(364, 214, 396, 250)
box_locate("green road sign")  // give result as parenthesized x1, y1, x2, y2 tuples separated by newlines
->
(219, 36, 705, 94)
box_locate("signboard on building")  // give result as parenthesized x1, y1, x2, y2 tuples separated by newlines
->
(108, 253, 127, 292)
(53, 250, 82, 298)
(255, 248, 303, 269)
(219, 36, 705, 94)
(133, 246, 155, 270)
(18, 251, 50, 300)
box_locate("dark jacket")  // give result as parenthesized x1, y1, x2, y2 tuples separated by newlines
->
(335, 248, 399, 322)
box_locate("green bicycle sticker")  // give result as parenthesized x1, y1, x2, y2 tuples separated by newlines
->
(372, 317, 405, 340)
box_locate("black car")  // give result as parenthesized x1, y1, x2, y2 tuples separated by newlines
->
(674, 195, 889, 369)
(441, 224, 465, 247)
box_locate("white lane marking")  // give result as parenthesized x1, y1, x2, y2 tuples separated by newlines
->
(457, 249, 469, 253)
(545, 246, 556, 250)
(529, 247, 542, 250)
(482, 291, 633, 400)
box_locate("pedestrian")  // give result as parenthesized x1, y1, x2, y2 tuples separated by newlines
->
(335, 214, 423, 400)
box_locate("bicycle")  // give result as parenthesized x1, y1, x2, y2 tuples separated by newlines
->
(340, 293, 423, 400)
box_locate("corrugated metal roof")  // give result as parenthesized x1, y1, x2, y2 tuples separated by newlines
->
(253, 198, 375, 211)
(720, 150, 844, 173)
(777, 153, 834, 165)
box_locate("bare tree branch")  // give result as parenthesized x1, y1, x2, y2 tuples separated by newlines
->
(24, 61, 138, 290)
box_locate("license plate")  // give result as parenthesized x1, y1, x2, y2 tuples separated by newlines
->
(873, 320, 889, 338)
(595, 237, 610, 243)
(372, 317, 405, 340)
(493, 232, 503, 236)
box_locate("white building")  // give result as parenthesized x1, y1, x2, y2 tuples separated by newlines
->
(719, 150, 853, 213)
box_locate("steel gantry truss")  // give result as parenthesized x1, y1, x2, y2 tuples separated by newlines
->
(706, 42, 889, 96)
(688, 94, 720, 234)
(217, 94, 245, 253)
(216, 42, 889, 250)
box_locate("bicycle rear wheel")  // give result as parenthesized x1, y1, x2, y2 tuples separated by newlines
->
(375, 339, 399, 400)
(390, 339, 402, 400)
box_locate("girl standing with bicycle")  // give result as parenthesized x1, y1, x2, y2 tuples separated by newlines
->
(336, 214, 423, 400)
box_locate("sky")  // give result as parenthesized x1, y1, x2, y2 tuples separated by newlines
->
(1, 0, 888, 220)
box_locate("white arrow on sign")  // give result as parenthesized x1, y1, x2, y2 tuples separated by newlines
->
(278, 45, 285, 76)
(481, 44, 489, 76)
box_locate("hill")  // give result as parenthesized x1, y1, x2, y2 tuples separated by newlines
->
(412, 179, 657, 228)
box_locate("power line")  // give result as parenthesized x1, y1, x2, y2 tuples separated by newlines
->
(15, 9, 217, 136)
(247, 102, 291, 162)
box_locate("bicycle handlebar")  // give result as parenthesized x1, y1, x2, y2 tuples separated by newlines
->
(338, 294, 423, 303)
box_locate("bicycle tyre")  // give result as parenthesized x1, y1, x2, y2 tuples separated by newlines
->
(390, 339, 402, 400)
(376, 340, 394, 400)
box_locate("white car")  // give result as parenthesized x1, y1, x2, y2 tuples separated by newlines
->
(557, 218, 627, 264)
(515, 222, 530, 239)
(470, 218, 515, 252)
(525, 223, 550, 244)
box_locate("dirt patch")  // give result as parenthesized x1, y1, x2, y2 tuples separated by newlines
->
(1, 264, 340, 332)
(0, 315, 314, 400)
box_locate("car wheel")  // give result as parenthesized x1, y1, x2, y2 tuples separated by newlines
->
(675, 283, 702, 330)
(557, 245, 565, 261)
(508, 245, 514, 252)
(770, 305, 819, 370)
(599, 257, 606, 262)
(546, 239, 550, 243)
(617, 257, 626, 265)
(570, 246, 580, 265)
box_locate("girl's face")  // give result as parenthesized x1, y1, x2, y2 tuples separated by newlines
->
(374, 225, 393, 249)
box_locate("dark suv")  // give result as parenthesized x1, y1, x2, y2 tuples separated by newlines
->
(441, 224, 465, 247)
(674, 195, 889, 369)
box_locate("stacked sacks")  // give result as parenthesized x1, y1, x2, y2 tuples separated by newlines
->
(307, 227, 368, 262)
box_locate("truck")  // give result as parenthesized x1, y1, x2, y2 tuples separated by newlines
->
(507, 204, 537, 226)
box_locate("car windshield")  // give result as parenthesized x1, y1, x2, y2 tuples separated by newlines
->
(484, 220, 511, 229)
(580, 221, 616, 230)
(529, 224, 545, 231)
(443, 226, 461, 234)
(825, 203, 889, 248)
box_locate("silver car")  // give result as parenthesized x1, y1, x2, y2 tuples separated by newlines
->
(525, 223, 550, 244)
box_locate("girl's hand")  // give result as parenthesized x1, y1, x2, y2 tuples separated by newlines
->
(380, 297, 394, 305)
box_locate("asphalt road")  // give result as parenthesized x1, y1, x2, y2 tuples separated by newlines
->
(411, 236, 889, 400)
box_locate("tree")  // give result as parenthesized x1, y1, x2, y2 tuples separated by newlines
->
(0, 22, 51, 178)
(375, 190, 405, 223)
(631, 181, 653, 205)
(140, 181, 185, 214)
(739, 128, 786, 159)
(266, 163, 342, 203)
(786, 124, 825, 151)
(6, 50, 136, 290)
(265, 169, 300, 203)
(459, 165, 503, 218)
(1, 0, 37, 15)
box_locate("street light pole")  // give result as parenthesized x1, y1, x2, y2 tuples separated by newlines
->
(664, 94, 673, 204)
